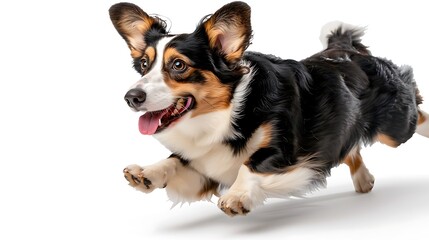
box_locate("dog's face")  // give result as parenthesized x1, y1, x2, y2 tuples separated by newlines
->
(109, 2, 252, 135)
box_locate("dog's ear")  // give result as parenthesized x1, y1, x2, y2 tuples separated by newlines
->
(109, 3, 166, 58)
(202, 1, 252, 64)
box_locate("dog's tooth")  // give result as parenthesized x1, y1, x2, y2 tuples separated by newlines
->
(173, 109, 179, 115)
(177, 98, 184, 107)
(176, 100, 184, 109)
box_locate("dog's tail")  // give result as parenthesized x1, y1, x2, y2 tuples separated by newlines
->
(319, 21, 370, 55)
(399, 65, 429, 138)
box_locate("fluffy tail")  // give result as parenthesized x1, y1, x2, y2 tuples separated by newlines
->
(417, 110, 429, 137)
(399, 65, 428, 138)
(319, 21, 370, 54)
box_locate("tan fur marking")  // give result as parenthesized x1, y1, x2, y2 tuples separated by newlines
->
(259, 123, 273, 148)
(243, 124, 273, 173)
(343, 153, 362, 175)
(164, 48, 188, 63)
(131, 46, 155, 63)
(377, 134, 399, 148)
(163, 48, 232, 117)
(130, 48, 141, 58)
(167, 71, 231, 117)
(418, 110, 426, 125)
(145, 46, 156, 62)
(191, 71, 231, 117)
(203, 20, 219, 49)
(342, 147, 375, 193)
(203, 17, 247, 63)
(113, 7, 155, 55)
(121, 18, 154, 50)
(225, 49, 244, 62)
(198, 179, 220, 198)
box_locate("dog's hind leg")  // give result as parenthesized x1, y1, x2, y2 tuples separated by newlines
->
(342, 146, 375, 193)
(218, 164, 318, 216)
(124, 155, 219, 205)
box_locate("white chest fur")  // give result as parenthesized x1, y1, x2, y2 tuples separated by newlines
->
(154, 107, 267, 186)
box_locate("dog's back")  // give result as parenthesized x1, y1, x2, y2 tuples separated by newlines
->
(295, 21, 426, 179)
(310, 22, 423, 143)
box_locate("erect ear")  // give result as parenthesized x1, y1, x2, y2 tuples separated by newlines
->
(109, 3, 166, 58)
(203, 1, 252, 64)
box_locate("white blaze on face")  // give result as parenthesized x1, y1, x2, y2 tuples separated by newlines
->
(130, 37, 175, 112)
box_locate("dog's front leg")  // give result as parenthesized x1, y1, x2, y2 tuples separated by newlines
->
(124, 155, 219, 203)
(123, 156, 177, 193)
(217, 165, 260, 216)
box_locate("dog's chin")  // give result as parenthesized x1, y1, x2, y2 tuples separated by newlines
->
(138, 96, 195, 135)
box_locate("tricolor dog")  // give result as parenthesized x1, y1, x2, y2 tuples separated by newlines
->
(109, 1, 429, 216)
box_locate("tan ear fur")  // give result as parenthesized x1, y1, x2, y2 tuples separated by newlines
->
(109, 3, 162, 57)
(203, 2, 252, 64)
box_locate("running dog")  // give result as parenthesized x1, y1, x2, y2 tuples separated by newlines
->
(109, 1, 429, 216)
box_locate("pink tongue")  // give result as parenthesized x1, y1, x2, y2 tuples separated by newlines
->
(138, 112, 164, 135)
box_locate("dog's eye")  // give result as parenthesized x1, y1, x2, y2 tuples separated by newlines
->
(172, 59, 187, 72)
(141, 57, 149, 70)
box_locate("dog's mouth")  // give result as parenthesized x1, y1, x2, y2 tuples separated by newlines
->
(138, 96, 195, 135)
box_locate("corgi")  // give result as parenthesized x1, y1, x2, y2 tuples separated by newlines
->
(109, 1, 429, 216)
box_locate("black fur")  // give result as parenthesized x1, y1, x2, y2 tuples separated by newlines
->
(226, 54, 307, 172)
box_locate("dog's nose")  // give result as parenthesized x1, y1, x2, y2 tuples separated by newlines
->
(124, 89, 146, 109)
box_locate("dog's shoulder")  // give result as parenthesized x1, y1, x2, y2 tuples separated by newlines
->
(243, 51, 312, 92)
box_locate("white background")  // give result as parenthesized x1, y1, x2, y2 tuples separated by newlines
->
(1, 0, 428, 239)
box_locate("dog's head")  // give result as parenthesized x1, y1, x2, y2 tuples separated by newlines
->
(109, 2, 252, 135)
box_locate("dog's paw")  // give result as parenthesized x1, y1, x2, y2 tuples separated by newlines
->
(218, 191, 253, 216)
(123, 164, 167, 193)
(352, 167, 375, 193)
